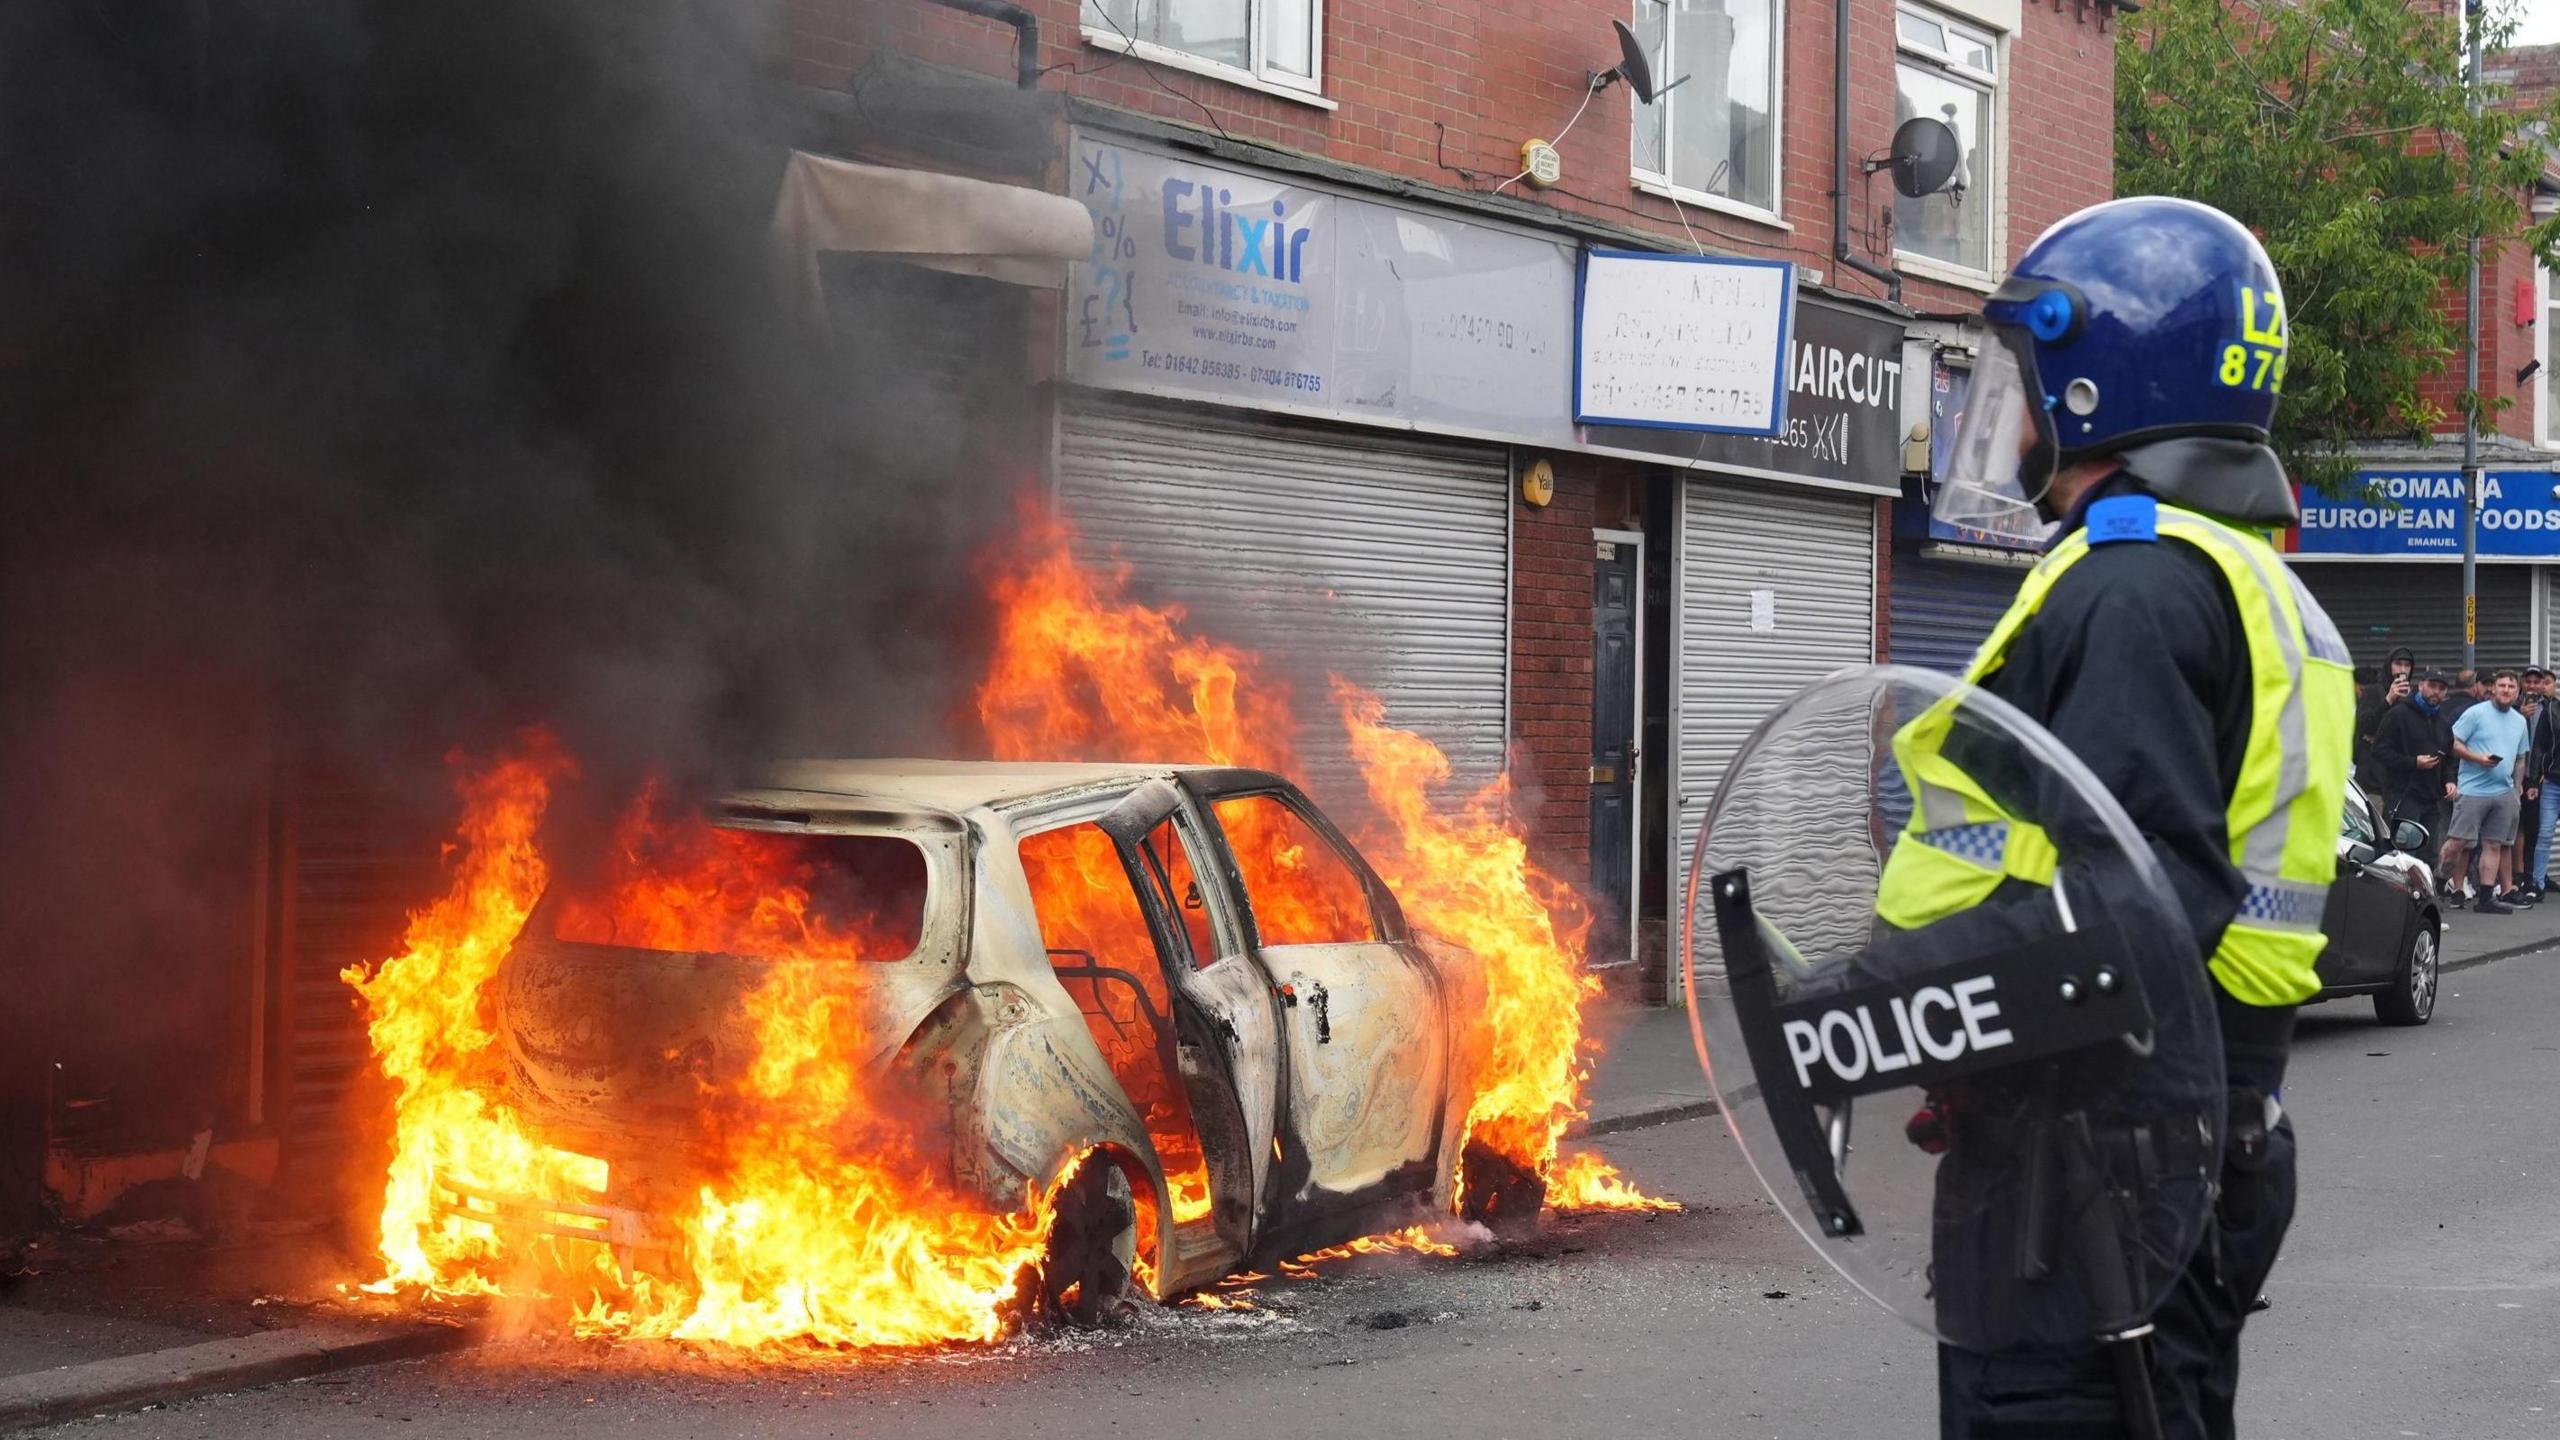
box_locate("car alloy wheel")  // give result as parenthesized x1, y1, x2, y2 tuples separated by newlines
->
(2375, 925, 2437, 1026)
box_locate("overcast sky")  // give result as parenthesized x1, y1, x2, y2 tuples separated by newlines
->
(2516, 0, 2560, 46)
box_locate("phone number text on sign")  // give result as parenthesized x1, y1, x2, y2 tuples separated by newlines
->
(1574, 251, 1794, 436)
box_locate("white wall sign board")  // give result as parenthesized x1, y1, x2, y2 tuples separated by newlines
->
(1065, 133, 1580, 447)
(1575, 250, 1794, 436)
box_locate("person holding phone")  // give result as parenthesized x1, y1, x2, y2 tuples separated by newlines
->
(2375, 670, 2449, 843)
(2445, 669, 2529, 914)
(2357, 652, 2414, 781)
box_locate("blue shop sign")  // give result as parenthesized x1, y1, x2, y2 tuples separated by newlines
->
(2289, 468, 2560, 558)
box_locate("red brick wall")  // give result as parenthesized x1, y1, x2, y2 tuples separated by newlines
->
(2396, 46, 2554, 447)
(809, 0, 2119, 979)
(2412, 227, 2545, 444)
(1506, 455, 1646, 887)
(1510, 460, 1598, 880)
(793, 0, 2118, 308)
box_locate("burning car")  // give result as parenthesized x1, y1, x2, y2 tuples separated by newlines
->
(473, 758, 1490, 1320)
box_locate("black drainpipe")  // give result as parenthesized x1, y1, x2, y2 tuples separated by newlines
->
(921, 0, 1042, 89)
(1834, 0, 1901, 301)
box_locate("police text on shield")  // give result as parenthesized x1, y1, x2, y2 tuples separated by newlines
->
(1782, 977, 2016, 1088)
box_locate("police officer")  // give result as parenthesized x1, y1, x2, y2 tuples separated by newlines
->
(1908, 196, 2354, 1436)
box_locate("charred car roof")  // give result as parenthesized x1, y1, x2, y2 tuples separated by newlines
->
(730, 758, 1275, 823)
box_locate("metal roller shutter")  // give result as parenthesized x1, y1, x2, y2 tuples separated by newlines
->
(1055, 394, 1511, 813)
(275, 765, 442, 1194)
(1887, 554, 2028, 675)
(2539, 568, 2557, 665)
(1673, 477, 1877, 981)
(2290, 563, 2535, 672)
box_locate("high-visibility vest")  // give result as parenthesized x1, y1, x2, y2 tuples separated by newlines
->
(1876, 501, 2355, 1008)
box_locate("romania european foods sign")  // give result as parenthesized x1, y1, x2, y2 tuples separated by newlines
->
(2288, 468, 2560, 559)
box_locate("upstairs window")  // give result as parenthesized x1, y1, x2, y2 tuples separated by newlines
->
(1894, 4, 2001, 276)
(2540, 261, 2558, 452)
(1630, 0, 1783, 218)
(1082, 0, 1322, 95)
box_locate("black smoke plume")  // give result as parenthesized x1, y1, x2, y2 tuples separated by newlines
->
(0, 0, 1016, 1226)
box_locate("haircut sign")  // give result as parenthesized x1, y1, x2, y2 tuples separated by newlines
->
(2289, 468, 2560, 559)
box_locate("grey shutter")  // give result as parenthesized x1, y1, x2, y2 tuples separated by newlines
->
(1673, 478, 1877, 982)
(1887, 553, 2028, 675)
(1055, 394, 1510, 814)
(2290, 563, 2534, 672)
(277, 766, 442, 1193)
(2541, 568, 2558, 666)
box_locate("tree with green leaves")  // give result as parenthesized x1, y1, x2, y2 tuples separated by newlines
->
(2117, 0, 2560, 489)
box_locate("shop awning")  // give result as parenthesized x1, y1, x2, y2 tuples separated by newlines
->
(770, 149, 1093, 291)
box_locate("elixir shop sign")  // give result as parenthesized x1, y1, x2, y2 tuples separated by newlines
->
(1064, 131, 1579, 447)
(2288, 469, 2560, 559)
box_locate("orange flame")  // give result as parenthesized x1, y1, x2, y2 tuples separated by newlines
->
(976, 516, 1664, 1215)
(553, 781, 916, 962)
(348, 506, 1666, 1351)
(348, 750, 1059, 1350)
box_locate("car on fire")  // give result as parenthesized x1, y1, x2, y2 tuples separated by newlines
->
(481, 760, 1492, 1317)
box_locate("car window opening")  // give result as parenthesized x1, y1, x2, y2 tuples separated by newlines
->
(551, 826, 929, 961)
(1211, 794, 1381, 946)
(1019, 821, 1219, 1228)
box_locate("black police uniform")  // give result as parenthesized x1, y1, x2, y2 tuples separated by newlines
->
(1936, 445, 2300, 1440)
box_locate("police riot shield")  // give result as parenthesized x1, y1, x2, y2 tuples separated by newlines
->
(1683, 664, 2225, 1355)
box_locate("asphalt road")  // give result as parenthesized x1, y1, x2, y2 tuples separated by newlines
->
(49, 955, 2560, 1440)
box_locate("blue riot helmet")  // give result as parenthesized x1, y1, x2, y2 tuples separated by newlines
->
(1933, 197, 2299, 546)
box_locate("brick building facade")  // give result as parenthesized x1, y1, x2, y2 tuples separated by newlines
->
(2280, 40, 2560, 676)
(799, 0, 2129, 996)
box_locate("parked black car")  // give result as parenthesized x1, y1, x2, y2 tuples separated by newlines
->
(2313, 780, 2441, 1025)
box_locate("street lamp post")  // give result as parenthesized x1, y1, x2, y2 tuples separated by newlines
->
(2462, 0, 2483, 672)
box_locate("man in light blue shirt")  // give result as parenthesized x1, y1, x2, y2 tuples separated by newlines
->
(2446, 670, 2530, 913)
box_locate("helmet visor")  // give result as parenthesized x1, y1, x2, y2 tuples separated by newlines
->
(1931, 337, 2059, 549)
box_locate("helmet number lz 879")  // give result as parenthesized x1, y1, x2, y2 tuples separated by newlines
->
(2219, 285, 2288, 393)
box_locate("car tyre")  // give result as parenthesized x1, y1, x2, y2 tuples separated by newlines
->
(1041, 1157, 1138, 1326)
(2374, 923, 2437, 1026)
(1458, 1138, 1543, 1238)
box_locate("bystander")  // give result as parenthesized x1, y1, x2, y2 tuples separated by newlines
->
(2376, 670, 2451, 842)
(2445, 670, 2530, 913)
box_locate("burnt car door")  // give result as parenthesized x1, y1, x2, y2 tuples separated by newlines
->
(1188, 777, 1449, 1225)
(1095, 782, 1284, 1270)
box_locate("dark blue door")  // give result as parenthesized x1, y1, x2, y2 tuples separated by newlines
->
(1588, 541, 1640, 961)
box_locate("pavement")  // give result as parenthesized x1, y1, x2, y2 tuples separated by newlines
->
(0, 1231, 472, 1434)
(40, 946, 2560, 1440)
(6, 897, 2556, 1434)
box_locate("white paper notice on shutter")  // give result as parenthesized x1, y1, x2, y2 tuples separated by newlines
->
(1575, 251, 1794, 436)
(1750, 588, 1776, 633)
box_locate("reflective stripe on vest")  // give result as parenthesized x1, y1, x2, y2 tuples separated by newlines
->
(1875, 503, 2354, 1008)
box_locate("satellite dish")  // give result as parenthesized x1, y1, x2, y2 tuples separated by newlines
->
(1609, 20, 1661, 104)
(1888, 116, 1962, 198)
(1590, 19, 1686, 106)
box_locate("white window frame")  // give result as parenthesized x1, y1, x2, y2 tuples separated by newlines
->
(1891, 2, 2007, 288)
(2540, 255, 2558, 453)
(1080, 0, 1336, 110)
(1627, 0, 1789, 228)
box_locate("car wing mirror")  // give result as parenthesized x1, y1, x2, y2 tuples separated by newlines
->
(2393, 820, 2431, 854)
(2344, 840, 2379, 868)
